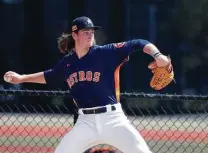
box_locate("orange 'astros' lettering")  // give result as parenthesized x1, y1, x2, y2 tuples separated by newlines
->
(67, 71, 101, 88)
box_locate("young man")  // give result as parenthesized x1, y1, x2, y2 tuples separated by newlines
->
(4, 16, 171, 153)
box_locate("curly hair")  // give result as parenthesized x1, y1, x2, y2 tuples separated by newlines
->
(57, 33, 75, 54)
(57, 31, 96, 54)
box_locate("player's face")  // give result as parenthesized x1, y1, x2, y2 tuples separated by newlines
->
(76, 29, 95, 48)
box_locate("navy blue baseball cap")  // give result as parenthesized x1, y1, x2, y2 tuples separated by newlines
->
(71, 16, 101, 32)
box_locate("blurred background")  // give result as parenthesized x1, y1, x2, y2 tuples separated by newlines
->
(0, 2, 207, 153)
(0, 0, 208, 100)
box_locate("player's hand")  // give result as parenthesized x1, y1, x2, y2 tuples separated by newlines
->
(148, 55, 174, 90)
(154, 54, 170, 67)
(3, 71, 24, 84)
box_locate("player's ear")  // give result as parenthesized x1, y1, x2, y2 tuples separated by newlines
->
(72, 32, 77, 40)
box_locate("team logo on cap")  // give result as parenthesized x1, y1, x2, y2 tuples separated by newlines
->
(72, 25, 77, 31)
(87, 18, 90, 23)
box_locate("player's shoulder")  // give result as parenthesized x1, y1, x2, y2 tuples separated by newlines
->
(91, 44, 114, 51)
(59, 52, 75, 63)
(90, 45, 103, 50)
(63, 52, 72, 58)
(63, 51, 76, 58)
(90, 45, 104, 53)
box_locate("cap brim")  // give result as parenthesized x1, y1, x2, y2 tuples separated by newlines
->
(92, 26, 101, 30)
(70, 26, 101, 33)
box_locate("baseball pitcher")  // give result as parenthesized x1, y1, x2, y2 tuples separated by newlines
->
(4, 16, 174, 153)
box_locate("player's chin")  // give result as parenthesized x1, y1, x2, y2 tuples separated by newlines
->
(86, 41, 94, 47)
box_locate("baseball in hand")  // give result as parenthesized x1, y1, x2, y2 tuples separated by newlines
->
(4, 75, 12, 83)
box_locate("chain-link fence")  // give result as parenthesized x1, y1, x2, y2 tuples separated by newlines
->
(0, 89, 208, 153)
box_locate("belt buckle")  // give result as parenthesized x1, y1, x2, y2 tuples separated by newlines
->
(93, 109, 95, 114)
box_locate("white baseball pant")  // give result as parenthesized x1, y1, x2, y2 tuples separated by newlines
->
(54, 103, 153, 153)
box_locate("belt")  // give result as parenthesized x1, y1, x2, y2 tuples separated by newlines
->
(82, 105, 116, 114)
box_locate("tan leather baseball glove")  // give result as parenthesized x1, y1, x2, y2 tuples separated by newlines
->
(148, 57, 174, 90)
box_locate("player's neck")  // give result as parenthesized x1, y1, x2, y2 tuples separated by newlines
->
(74, 45, 90, 59)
